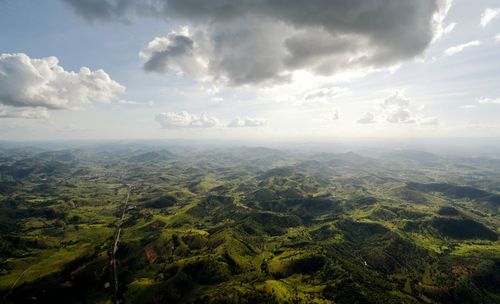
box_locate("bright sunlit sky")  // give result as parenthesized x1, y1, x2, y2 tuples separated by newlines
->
(0, 0, 499, 140)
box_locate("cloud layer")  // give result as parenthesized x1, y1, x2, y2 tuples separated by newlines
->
(0, 53, 124, 112)
(64, 0, 453, 86)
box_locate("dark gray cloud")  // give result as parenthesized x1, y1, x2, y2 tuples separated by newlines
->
(63, 0, 452, 86)
(140, 32, 198, 74)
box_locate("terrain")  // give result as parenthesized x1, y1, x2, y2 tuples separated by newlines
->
(0, 143, 499, 303)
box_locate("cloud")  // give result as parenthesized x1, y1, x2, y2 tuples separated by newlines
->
(477, 97, 500, 104)
(155, 111, 220, 128)
(385, 108, 414, 123)
(358, 92, 437, 125)
(319, 109, 340, 122)
(496, 34, 500, 42)
(227, 117, 269, 128)
(155, 111, 269, 128)
(383, 93, 411, 108)
(357, 112, 376, 124)
(443, 22, 457, 34)
(444, 40, 481, 56)
(0, 53, 124, 110)
(64, 0, 453, 86)
(303, 87, 350, 104)
(117, 99, 154, 106)
(382, 93, 440, 124)
(481, 8, 500, 27)
(139, 28, 207, 78)
(460, 97, 500, 109)
(381, 93, 416, 124)
(382, 93, 415, 123)
(0, 106, 49, 119)
(419, 117, 439, 125)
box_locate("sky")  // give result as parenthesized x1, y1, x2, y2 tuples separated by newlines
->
(0, 0, 499, 141)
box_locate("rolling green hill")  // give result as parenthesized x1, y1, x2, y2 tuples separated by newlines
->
(0, 145, 499, 303)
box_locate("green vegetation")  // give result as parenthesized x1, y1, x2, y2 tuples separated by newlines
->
(0, 144, 499, 303)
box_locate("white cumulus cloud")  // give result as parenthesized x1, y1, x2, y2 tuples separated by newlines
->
(444, 40, 481, 56)
(0, 53, 124, 110)
(155, 111, 269, 129)
(358, 92, 438, 125)
(382, 93, 416, 124)
(155, 111, 220, 128)
(227, 117, 269, 128)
